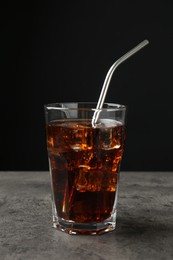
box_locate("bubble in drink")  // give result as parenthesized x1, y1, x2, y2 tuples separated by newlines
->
(47, 119, 126, 223)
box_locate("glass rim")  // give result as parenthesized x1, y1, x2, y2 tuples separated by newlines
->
(44, 102, 126, 111)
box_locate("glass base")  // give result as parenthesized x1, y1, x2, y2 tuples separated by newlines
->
(52, 213, 117, 235)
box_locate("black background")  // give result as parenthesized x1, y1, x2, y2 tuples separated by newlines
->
(1, 0, 173, 171)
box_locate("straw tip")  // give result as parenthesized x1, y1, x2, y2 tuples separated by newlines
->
(144, 39, 149, 45)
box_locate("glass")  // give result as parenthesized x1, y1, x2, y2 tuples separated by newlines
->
(44, 102, 126, 235)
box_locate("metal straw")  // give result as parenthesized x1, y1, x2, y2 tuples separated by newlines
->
(92, 39, 149, 127)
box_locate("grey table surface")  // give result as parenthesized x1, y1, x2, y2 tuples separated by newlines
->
(0, 171, 173, 260)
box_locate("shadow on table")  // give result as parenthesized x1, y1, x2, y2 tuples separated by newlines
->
(113, 215, 173, 239)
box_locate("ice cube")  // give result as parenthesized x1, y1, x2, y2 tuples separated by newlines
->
(97, 119, 122, 128)
(76, 165, 90, 192)
(98, 119, 123, 150)
(87, 170, 103, 192)
(69, 124, 93, 151)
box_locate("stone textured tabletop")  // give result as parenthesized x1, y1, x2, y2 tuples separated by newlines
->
(0, 171, 173, 260)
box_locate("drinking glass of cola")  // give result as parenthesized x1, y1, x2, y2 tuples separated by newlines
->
(45, 102, 126, 235)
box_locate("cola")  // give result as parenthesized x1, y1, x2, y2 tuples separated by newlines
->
(47, 119, 126, 223)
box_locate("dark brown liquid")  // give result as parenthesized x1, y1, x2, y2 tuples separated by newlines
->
(47, 119, 126, 223)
